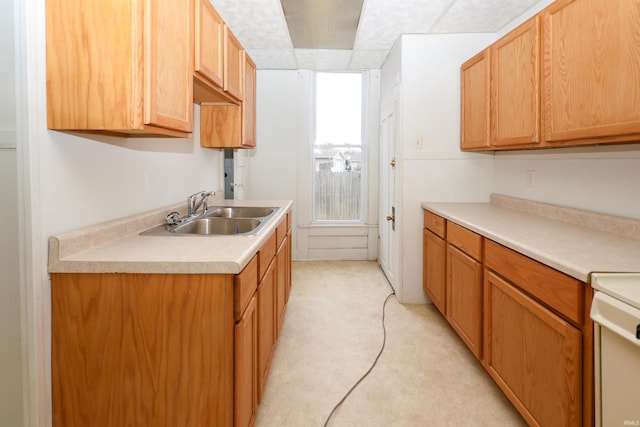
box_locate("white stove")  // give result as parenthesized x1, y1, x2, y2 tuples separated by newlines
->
(590, 273, 640, 427)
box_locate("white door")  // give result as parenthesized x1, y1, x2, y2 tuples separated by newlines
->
(379, 101, 397, 288)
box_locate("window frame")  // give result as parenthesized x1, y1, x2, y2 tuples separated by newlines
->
(311, 71, 368, 224)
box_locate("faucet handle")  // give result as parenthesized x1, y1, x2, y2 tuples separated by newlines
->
(187, 190, 207, 216)
(165, 211, 181, 225)
(202, 190, 217, 212)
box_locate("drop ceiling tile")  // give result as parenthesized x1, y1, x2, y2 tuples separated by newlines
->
(209, 0, 292, 49)
(247, 49, 299, 69)
(354, 0, 454, 51)
(295, 49, 352, 70)
(432, 0, 541, 33)
(349, 49, 389, 69)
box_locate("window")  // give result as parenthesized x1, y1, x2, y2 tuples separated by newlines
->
(313, 72, 365, 222)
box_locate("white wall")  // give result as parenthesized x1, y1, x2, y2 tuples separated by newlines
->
(1, 0, 23, 424)
(494, 146, 640, 219)
(246, 70, 300, 253)
(0, 150, 22, 427)
(383, 33, 496, 304)
(490, 0, 640, 220)
(19, 2, 226, 424)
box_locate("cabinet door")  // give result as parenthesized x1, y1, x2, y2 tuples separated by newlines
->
(52, 273, 234, 426)
(446, 244, 483, 359)
(257, 260, 276, 402)
(194, 0, 224, 88)
(46, 0, 192, 137)
(200, 53, 254, 149)
(224, 27, 244, 100)
(491, 16, 541, 147)
(243, 54, 257, 148)
(423, 229, 446, 315)
(460, 50, 490, 150)
(145, 0, 193, 132)
(285, 229, 292, 303)
(275, 236, 287, 337)
(543, 0, 640, 145)
(484, 270, 582, 427)
(235, 295, 257, 427)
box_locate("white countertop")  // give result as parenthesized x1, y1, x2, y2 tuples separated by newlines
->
(48, 199, 293, 275)
(422, 195, 640, 283)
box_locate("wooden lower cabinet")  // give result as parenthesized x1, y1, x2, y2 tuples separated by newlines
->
(275, 234, 287, 336)
(484, 270, 582, 427)
(257, 258, 276, 401)
(422, 209, 592, 426)
(422, 229, 446, 314)
(446, 244, 483, 359)
(51, 273, 235, 427)
(235, 295, 258, 427)
(285, 229, 292, 302)
(52, 212, 293, 427)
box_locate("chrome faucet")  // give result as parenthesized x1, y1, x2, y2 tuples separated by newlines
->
(187, 190, 216, 217)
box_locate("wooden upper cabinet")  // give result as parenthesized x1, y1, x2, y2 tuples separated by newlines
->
(200, 51, 258, 149)
(243, 54, 257, 148)
(192, 0, 242, 105)
(543, 0, 640, 146)
(224, 27, 244, 101)
(194, 0, 224, 88)
(46, 0, 193, 137)
(490, 16, 541, 147)
(460, 50, 490, 150)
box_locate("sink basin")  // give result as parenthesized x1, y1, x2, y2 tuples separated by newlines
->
(205, 206, 275, 218)
(140, 205, 279, 237)
(173, 218, 262, 235)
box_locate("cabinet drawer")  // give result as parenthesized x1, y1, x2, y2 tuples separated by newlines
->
(423, 210, 446, 238)
(258, 232, 276, 281)
(447, 222, 482, 261)
(484, 239, 584, 326)
(276, 219, 287, 248)
(235, 255, 258, 321)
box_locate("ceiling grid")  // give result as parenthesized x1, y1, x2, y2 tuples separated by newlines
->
(209, 0, 544, 69)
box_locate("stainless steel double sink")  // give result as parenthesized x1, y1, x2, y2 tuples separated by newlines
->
(141, 206, 278, 236)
